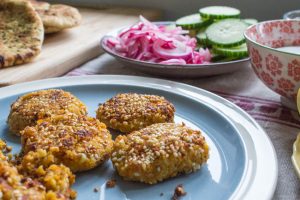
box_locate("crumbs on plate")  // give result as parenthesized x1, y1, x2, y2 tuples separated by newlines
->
(93, 187, 100, 192)
(172, 184, 187, 200)
(106, 179, 116, 188)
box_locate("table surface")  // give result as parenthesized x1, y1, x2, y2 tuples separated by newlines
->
(64, 54, 300, 200)
(0, 7, 161, 86)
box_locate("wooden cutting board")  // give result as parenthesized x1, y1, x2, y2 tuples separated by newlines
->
(0, 7, 161, 86)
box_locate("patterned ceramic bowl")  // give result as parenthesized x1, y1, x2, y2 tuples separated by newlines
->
(244, 20, 300, 102)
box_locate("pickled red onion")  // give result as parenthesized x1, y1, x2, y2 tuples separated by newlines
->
(105, 16, 211, 65)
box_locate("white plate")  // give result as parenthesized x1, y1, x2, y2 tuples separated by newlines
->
(100, 22, 250, 78)
(0, 75, 277, 199)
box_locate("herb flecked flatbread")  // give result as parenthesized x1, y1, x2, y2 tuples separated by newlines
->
(0, 0, 44, 68)
(28, 0, 49, 10)
(30, 1, 82, 34)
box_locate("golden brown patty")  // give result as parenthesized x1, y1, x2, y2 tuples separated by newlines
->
(0, 0, 44, 68)
(20, 113, 114, 172)
(96, 93, 175, 133)
(0, 139, 75, 200)
(35, 3, 82, 34)
(7, 89, 87, 135)
(111, 123, 209, 184)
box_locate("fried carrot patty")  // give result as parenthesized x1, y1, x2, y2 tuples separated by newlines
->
(20, 113, 113, 172)
(0, 139, 76, 200)
(111, 123, 209, 184)
(96, 93, 175, 133)
(7, 89, 87, 135)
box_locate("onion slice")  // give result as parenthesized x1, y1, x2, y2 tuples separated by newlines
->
(153, 39, 193, 60)
(105, 16, 211, 65)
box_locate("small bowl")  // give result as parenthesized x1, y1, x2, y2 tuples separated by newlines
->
(283, 10, 300, 20)
(244, 20, 300, 103)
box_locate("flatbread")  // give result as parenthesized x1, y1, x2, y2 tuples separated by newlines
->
(28, 0, 50, 10)
(42, 26, 62, 34)
(0, 0, 44, 68)
(36, 4, 82, 34)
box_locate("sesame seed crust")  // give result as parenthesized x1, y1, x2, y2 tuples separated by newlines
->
(111, 123, 209, 184)
(20, 113, 114, 172)
(7, 89, 88, 135)
(96, 93, 175, 133)
(0, 139, 75, 200)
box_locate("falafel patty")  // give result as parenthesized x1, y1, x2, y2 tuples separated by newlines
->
(7, 89, 87, 135)
(96, 93, 175, 133)
(0, 140, 75, 200)
(111, 123, 209, 184)
(20, 113, 114, 172)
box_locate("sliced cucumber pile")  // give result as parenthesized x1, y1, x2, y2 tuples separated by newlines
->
(175, 6, 258, 61)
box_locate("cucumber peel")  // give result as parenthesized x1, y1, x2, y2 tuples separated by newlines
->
(199, 6, 240, 20)
(212, 43, 248, 58)
(196, 32, 210, 47)
(176, 13, 213, 30)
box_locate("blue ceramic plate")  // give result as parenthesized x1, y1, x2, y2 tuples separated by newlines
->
(0, 75, 277, 200)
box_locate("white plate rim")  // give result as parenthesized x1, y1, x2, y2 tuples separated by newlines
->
(0, 75, 277, 200)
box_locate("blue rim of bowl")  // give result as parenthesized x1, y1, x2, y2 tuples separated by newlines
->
(244, 19, 300, 57)
(100, 21, 250, 69)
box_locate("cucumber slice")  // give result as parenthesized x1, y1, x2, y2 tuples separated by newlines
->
(199, 6, 240, 20)
(206, 19, 248, 47)
(212, 43, 248, 58)
(211, 54, 239, 62)
(196, 32, 210, 46)
(176, 13, 212, 30)
(211, 54, 226, 62)
(243, 18, 258, 26)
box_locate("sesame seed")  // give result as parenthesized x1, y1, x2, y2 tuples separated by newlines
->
(111, 123, 209, 184)
(96, 93, 175, 133)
